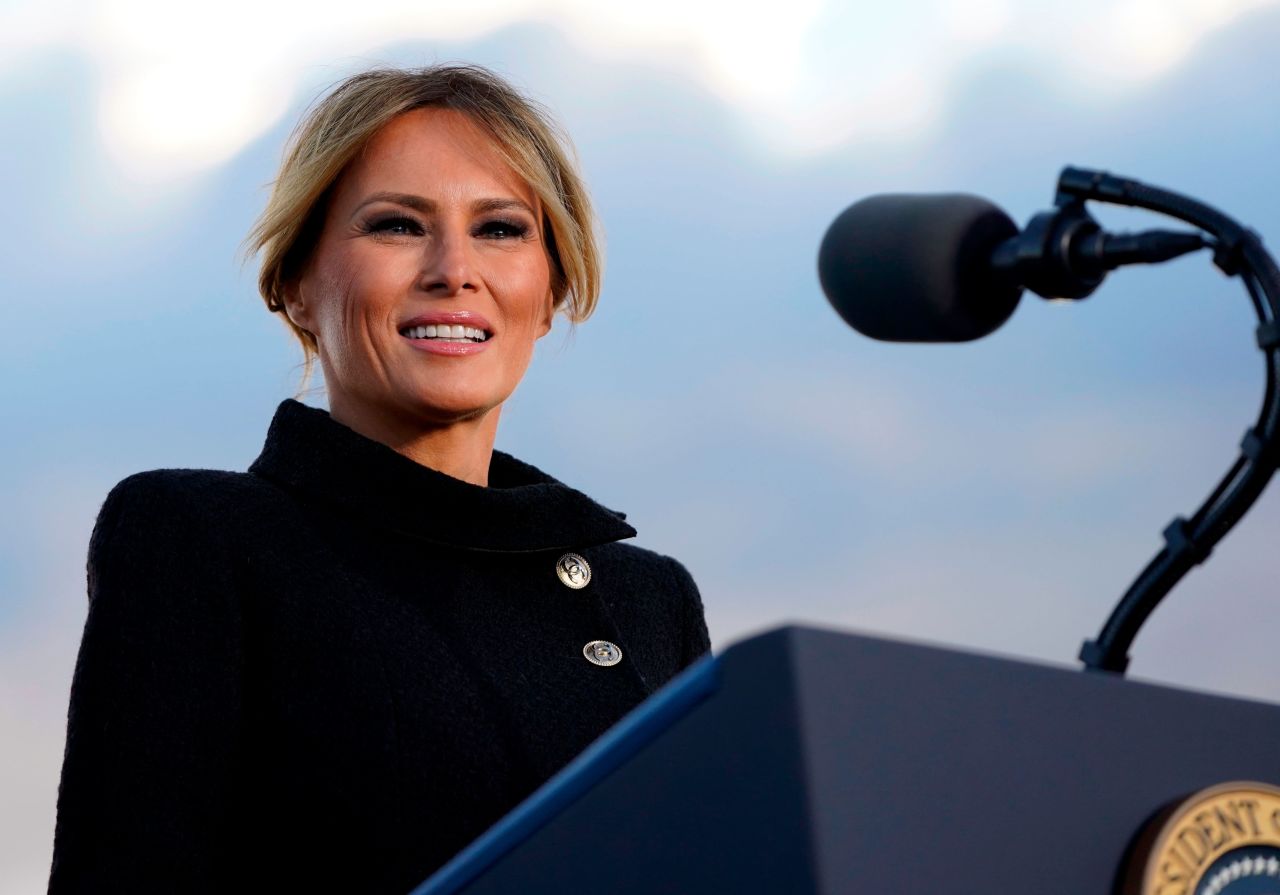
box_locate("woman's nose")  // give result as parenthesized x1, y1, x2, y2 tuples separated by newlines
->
(418, 230, 478, 295)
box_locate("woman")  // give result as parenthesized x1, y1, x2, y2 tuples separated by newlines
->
(49, 64, 711, 894)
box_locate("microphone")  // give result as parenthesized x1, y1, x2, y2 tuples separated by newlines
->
(817, 194, 1022, 342)
(818, 189, 1208, 343)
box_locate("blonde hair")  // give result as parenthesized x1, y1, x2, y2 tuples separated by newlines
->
(245, 64, 602, 382)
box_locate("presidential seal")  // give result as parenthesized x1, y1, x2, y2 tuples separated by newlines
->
(1127, 782, 1280, 895)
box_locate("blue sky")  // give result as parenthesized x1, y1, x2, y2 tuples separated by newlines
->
(4, 1, 1280, 888)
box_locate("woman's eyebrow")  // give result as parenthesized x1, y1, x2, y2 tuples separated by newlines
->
(353, 191, 434, 214)
(352, 193, 535, 216)
(473, 197, 535, 216)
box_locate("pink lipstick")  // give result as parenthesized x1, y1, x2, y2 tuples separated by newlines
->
(398, 310, 493, 356)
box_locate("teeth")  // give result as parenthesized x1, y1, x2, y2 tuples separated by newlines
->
(402, 323, 488, 342)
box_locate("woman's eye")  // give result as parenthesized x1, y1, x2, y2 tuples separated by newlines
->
(475, 219, 531, 240)
(366, 215, 422, 236)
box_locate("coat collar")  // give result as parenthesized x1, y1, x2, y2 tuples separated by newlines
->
(248, 400, 637, 553)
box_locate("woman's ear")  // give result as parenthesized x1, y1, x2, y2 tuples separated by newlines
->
(281, 279, 314, 336)
(537, 292, 555, 339)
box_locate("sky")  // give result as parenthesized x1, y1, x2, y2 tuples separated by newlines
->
(5, 0, 1280, 889)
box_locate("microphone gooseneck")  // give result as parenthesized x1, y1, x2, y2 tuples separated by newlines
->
(1057, 169, 1280, 675)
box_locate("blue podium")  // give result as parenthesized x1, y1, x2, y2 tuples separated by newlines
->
(410, 626, 1280, 894)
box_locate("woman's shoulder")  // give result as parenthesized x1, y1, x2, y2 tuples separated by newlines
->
(93, 468, 288, 552)
(589, 541, 698, 596)
(588, 542, 707, 634)
(102, 467, 278, 517)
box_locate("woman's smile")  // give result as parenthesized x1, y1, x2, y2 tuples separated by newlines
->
(399, 309, 494, 355)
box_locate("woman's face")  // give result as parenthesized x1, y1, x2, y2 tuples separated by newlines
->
(287, 106, 554, 435)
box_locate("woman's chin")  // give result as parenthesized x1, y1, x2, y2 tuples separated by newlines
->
(397, 392, 504, 427)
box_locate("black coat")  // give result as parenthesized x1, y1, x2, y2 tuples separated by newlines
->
(49, 400, 710, 894)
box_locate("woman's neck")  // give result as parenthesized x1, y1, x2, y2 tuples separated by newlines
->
(326, 395, 500, 487)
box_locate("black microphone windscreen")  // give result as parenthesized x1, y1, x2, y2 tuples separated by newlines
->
(818, 193, 1023, 342)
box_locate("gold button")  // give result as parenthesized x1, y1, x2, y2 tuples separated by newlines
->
(583, 640, 622, 667)
(555, 552, 591, 589)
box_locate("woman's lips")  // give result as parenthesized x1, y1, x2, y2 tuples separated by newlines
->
(398, 310, 493, 356)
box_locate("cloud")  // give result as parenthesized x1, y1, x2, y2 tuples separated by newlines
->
(4, 0, 1277, 180)
(1, 0, 825, 180)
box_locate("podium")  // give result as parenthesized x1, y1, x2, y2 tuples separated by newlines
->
(410, 626, 1280, 894)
